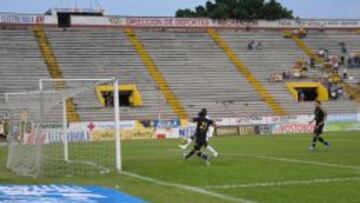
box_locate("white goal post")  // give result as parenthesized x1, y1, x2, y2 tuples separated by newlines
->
(5, 78, 122, 177)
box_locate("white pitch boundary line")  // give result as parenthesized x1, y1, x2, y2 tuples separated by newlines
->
(120, 171, 255, 203)
(281, 137, 360, 142)
(204, 177, 360, 189)
(223, 153, 360, 170)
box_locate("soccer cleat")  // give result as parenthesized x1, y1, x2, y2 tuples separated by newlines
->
(325, 142, 331, 149)
(182, 152, 188, 159)
(213, 152, 219, 157)
(178, 144, 186, 150)
(309, 146, 315, 151)
(205, 160, 211, 166)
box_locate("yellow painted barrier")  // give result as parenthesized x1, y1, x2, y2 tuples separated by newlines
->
(33, 26, 80, 122)
(124, 28, 188, 118)
(208, 28, 288, 116)
(96, 84, 143, 107)
(287, 82, 329, 101)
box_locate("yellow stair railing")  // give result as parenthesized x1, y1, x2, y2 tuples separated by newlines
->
(124, 28, 188, 118)
(287, 30, 360, 104)
(33, 26, 80, 121)
(208, 28, 287, 116)
(284, 30, 324, 64)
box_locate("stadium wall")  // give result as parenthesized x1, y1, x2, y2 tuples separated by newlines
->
(1, 12, 360, 30)
(12, 112, 360, 144)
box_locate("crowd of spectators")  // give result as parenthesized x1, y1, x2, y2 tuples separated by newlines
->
(268, 47, 349, 101)
(292, 57, 309, 78)
(269, 57, 310, 83)
(270, 72, 283, 83)
(311, 46, 352, 100)
(269, 30, 358, 101)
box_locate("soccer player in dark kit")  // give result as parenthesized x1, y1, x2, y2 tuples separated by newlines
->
(184, 108, 216, 165)
(309, 100, 330, 151)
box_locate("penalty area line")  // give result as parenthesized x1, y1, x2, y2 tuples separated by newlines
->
(120, 170, 256, 203)
(204, 177, 360, 189)
(223, 153, 360, 170)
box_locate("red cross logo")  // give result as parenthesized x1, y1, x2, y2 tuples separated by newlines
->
(87, 122, 96, 131)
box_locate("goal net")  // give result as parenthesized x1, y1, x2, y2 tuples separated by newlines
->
(5, 78, 121, 178)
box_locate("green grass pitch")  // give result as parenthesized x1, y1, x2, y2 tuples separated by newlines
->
(0, 131, 359, 203)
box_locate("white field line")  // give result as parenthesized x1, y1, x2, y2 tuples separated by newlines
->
(282, 137, 360, 142)
(223, 153, 360, 170)
(120, 171, 255, 203)
(204, 177, 360, 189)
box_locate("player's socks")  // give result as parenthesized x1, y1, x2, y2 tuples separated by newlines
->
(319, 137, 330, 146)
(196, 152, 210, 165)
(318, 137, 330, 146)
(311, 136, 318, 149)
(185, 150, 196, 159)
(206, 145, 218, 157)
(324, 140, 330, 148)
(196, 152, 208, 160)
(181, 138, 193, 150)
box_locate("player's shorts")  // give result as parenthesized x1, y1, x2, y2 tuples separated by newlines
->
(194, 139, 208, 150)
(314, 124, 324, 135)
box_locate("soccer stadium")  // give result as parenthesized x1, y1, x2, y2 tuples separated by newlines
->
(0, 0, 359, 202)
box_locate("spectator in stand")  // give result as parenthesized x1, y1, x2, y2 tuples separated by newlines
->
(299, 90, 305, 102)
(333, 61, 339, 73)
(328, 83, 344, 100)
(270, 72, 283, 83)
(102, 92, 114, 107)
(298, 26, 307, 38)
(282, 71, 291, 80)
(107, 92, 114, 107)
(323, 61, 332, 72)
(337, 86, 344, 99)
(348, 53, 360, 68)
(343, 68, 348, 79)
(340, 55, 345, 66)
(318, 49, 325, 58)
(310, 57, 315, 68)
(329, 72, 342, 84)
(339, 42, 347, 54)
(329, 83, 337, 100)
(248, 41, 263, 51)
(256, 41, 263, 50)
(293, 62, 302, 78)
(248, 40, 254, 50)
(292, 26, 307, 38)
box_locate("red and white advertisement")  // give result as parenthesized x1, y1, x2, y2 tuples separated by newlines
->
(155, 128, 179, 139)
(271, 123, 315, 134)
(0, 13, 44, 24)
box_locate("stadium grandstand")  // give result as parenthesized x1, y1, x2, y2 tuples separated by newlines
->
(0, 11, 359, 121)
(0, 2, 360, 203)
